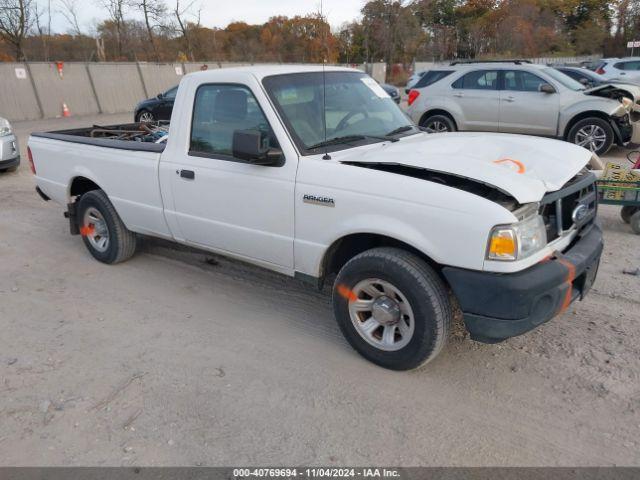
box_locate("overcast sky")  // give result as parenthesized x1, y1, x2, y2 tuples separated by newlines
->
(47, 0, 366, 34)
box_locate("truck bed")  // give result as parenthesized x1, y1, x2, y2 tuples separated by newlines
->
(31, 122, 168, 153)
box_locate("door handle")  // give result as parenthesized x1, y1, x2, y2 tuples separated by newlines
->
(179, 169, 195, 180)
(504, 96, 515, 103)
(453, 93, 464, 98)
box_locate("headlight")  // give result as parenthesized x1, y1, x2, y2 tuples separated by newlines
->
(0, 118, 12, 137)
(487, 210, 547, 261)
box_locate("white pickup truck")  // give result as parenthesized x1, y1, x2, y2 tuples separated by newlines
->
(29, 65, 603, 370)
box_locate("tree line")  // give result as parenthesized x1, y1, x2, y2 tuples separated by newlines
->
(1, 0, 640, 64)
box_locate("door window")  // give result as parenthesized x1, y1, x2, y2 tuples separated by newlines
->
(503, 71, 547, 92)
(414, 70, 454, 88)
(452, 70, 499, 90)
(615, 61, 640, 71)
(190, 84, 278, 158)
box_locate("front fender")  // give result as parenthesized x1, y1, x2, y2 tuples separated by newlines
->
(559, 98, 625, 136)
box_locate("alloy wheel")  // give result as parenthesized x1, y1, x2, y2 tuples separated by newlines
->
(83, 207, 110, 253)
(348, 278, 415, 351)
(575, 125, 607, 152)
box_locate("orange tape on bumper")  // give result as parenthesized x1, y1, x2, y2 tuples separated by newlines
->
(556, 257, 576, 314)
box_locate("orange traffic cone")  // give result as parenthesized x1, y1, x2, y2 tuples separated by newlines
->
(62, 102, 71, 117)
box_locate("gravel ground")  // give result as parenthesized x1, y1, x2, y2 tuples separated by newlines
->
(0, 113, 639, 466)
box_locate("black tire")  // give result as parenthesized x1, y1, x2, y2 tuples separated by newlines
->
(420, 114, 456, 134)
(621, 206, 638, 224)
(332, 247, 451, 370)
(567, 117, 614, 156)
(631, 211, 640, 235)
(0, 166, 17, 173)
(77, 190, 137, 264)
(135, 109, 155, 122)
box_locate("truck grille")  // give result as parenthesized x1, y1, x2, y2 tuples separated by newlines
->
(540, 170, 597, 242)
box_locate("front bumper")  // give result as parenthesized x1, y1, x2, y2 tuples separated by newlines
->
(612, 115, 633, 145)
(442, 224, 603, 343)
(0, 134, 20, 169)
(0, 156, 20, 170)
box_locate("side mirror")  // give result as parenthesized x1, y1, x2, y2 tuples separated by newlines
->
(539, 83, 556, 94)
(232, 129, 283, 166)
(579, 78, 590, 86)
(156, 93, 164, 99)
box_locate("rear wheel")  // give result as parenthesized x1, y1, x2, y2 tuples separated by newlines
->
(420, 114, 456, 134)
(567, 117, 614, 155)
(332, 247, 451, 370)
(136, 110, 155, 122)
(621, 206, 638, 224)
(77, 190, 138, 264)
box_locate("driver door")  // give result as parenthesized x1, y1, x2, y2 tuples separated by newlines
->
(499, 70, 559, 136)
(162, 83, 297, 269)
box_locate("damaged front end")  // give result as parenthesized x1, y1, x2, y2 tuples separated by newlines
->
(342, 161, 520, 211)
(585, 84, 640, 142)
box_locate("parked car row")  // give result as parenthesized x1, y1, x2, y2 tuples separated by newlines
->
(404, 60, 638, 155)
(0, 117, 20, 172)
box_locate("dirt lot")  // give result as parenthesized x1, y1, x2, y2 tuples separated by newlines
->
(1, 113, 639, 466)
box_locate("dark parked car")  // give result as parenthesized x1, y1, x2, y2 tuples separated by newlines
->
(380, 83, 401, 103)
(556, 66, 611, 88)
(134, 85, 178, 122)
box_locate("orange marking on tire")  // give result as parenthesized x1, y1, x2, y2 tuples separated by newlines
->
(80, 225, 95, 237)
(493, 158, 526, 174)
(337, 284, 357, 302)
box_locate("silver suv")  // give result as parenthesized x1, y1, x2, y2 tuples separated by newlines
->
(405, 61, 636, 155)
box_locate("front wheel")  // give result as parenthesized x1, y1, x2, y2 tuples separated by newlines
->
(621, 206, 638, 224)
(332, 247, 451, 370)
(567, 117, 614, 156)
(631, 211, 640, 235)
(77, 190, 138, 264)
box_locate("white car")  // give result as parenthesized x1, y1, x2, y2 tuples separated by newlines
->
(594, 57, 640, 82)
(0, 117, 20, 173)
(405, 70, 428, 93)
(405, 61, 636, 155)
(28, 65, 603, 370)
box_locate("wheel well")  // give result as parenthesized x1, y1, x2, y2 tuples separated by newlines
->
(419, 109, 457, 129)
(563, 111, 613, 140)
(321, 233, 441, 282)
(69, 177, 101, 199)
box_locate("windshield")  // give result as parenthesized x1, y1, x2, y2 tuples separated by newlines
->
(543, 68, 585, 91)
(263, 72, 415, 154)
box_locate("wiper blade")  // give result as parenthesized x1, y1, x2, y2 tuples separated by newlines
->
(308, 135, 366, 150)
(308, 134, 395, 150)
(385, 125, 415, 137)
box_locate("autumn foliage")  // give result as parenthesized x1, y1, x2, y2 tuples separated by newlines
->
(0, 0, 638, 64)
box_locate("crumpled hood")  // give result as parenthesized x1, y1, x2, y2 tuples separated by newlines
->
(584, 83, 640, 112)
(337, 132, 592, 204)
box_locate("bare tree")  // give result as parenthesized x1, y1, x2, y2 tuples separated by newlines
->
(33, 1, 47, 60)
(0, 0, 35, 60)
(98, 0, 127, 59)
(131, 0, 166, 61)
(174, 0, 199, 60)
(59, 0, 83, 36)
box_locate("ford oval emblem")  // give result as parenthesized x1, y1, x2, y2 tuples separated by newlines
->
(572, 204, 589, 223)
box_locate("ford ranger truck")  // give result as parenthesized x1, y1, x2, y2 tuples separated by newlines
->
(28, 66, 603, 370)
